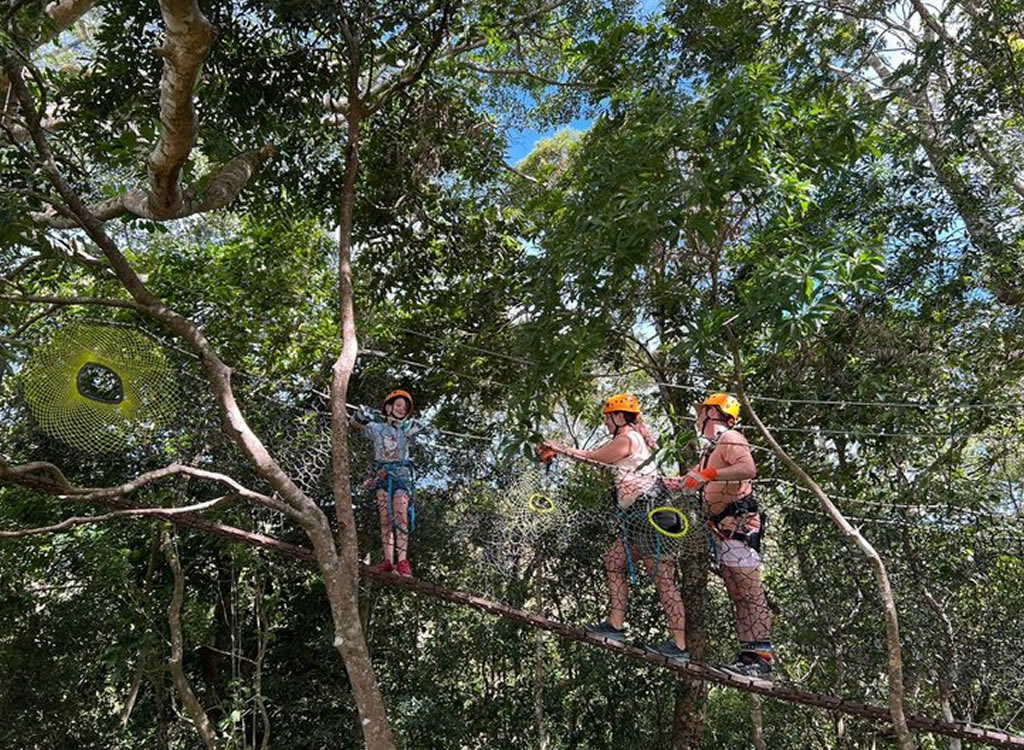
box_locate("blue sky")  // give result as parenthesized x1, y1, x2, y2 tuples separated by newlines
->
(505, 117, 594, 165)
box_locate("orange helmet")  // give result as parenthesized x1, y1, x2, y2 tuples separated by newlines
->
(602, 392, 642, 415)
(699, 392, 740, 421)
(383, 389, 413, 413)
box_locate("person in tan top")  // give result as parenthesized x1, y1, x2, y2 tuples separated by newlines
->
(684, 393, 773, 678)
(540, 393, 689, 663)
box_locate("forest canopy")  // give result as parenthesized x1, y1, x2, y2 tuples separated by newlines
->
(1, 1, 1023, 749)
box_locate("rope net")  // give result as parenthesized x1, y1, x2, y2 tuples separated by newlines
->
(20, 323, 182, 454)
(4, 319, 1024, 741)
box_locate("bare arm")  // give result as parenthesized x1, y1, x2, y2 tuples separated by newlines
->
(553, 432, 633, 465)
(714, 454, 757, 481)
(714, 433, 757, 480)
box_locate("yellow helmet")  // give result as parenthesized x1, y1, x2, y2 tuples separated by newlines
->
(700, 393, 740, 421)
(383, 389, 414, 412)
(602, 392, 642, 415)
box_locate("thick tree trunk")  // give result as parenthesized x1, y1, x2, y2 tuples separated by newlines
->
(661, 382, 709, 750)
(148, 0, 216, 218)
(670, 545, 709, 750)
(326, 63, 397, 746)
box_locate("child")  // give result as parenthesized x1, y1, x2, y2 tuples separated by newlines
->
(350, 389, 423, 577)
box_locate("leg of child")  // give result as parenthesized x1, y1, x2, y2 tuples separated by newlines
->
(643, 555, 686, 650)
(392, 490, 410, 563)
(604, 538, 630, 630)
(375, 489, 393, 564)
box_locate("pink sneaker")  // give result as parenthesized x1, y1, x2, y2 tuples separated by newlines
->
(396, 559, 413, 577)
(368, 560, 394, 574)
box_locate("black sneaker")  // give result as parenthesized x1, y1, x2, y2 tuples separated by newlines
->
(644, 640, 691, 664)
(722, 650, 773, 679)
(584, 620, 626, 644)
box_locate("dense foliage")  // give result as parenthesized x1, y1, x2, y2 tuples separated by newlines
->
(2, 1, 1023, 748)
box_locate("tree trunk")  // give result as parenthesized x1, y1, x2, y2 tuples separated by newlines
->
(161, 528, 219, 750)
(750, 694, 767, 750)
(534, 560, 549, 750)
(326, 63, 397, 746)
(670, 544, 709, 750)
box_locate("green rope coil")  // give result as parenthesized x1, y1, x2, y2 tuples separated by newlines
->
(23, 323, 181, 453)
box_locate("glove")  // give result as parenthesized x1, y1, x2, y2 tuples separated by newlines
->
(536, 443, 558, 464)
(683, 467, 717, 490)
(354, 406, 376, 425)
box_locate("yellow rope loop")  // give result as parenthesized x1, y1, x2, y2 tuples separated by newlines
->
(526, 492, 556, 515)
(647, 505, 690, 538)
(616, 480, 703, 559)
(22, 323, 181, 453)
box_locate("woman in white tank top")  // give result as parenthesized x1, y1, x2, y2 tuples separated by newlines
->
(538, 393, 689, 662)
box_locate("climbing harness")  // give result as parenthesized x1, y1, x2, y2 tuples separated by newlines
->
(615, 478, 675, 584)
(706, 492, 764, 552)
(375, 458, 417, 534)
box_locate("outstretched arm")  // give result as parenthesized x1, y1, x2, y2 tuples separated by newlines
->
(404, 418, 427, 437)
(349, 406, 376, 430)
(543, 433, 633, 465)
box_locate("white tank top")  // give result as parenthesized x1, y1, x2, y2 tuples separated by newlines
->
(614, 430, 655, 474)
(613, 429, 658, 508)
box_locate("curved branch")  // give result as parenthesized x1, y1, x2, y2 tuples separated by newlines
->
(32, 143, 276, 228)
(147, 0, 216, 218)
(0, 459, 315, 560)
(0, 495, 236, 538)
(2, 61, 318, 524)
(0, 458, 72, 489)
(0, 457, 300, 522)
(725, 330, 915, 750)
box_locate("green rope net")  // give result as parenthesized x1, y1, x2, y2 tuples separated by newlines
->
(22, 323, 181, 453)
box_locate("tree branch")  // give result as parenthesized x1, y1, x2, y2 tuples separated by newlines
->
(366, 2, 451, 113)
(500, 159, 540, 184)
(0, 0, 96, 119)
(459, 61, 596, 89)
(0, 495, 236, 538)
(43, 0, 97, 41)
(0, 458, 317, 561)
(161, 527, 219, 750)
(724, 328, 915, 750)
(0, 292, 143, 310)
(0, 457, 301, 522)
(1, 59, 321, 524)
(437, 0, 570, 61)
(147, 0, 217, 218)
(32, 143, 277, 227)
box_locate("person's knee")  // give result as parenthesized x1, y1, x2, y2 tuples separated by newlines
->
(604, 549, 625, 571)
(655, 576, 678, 597)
